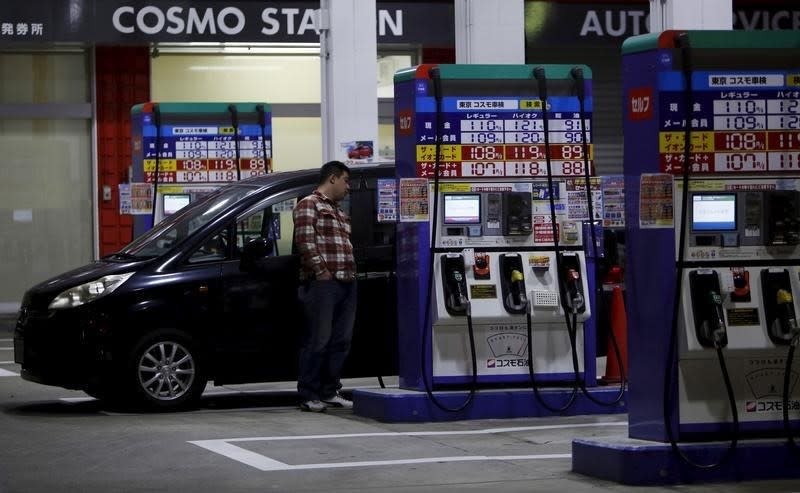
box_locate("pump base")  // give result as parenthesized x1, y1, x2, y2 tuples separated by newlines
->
(572, 437, 800, 485)
(352, 386, 626, 422)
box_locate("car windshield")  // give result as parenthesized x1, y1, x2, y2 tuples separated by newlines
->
(114, 186, 259, 259)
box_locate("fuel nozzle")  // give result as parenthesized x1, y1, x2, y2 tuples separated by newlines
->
(451, 269, 468, 307)
(708, 291, 727, 347)
(775, 289, 799, 343)
(564, 268, 584, 314)
(510, 269, 527, 307)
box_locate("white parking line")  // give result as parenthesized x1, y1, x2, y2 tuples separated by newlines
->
(0, 347, 13, 351)
(0, 368, 19, 377)
(189, 421, 626, 472)
(0, 339, 12, 342)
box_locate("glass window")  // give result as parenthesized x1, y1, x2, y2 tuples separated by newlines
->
(0, 118, 92, 303)
(234, 187, 313, 259)
(120, 186, 258, 259)
(187, 230, 230, 264)
(0, 52, 89, 104)
(151, 54, 320, 103)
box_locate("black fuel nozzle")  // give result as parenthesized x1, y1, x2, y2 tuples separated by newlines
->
(451, 269, 468, 308)
(708, 291, 727, 347)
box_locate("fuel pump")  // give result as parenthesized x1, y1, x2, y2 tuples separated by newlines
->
(130, 102, 273, 236)
(391, 64, 605, 419)
(572, 30, 800, 484)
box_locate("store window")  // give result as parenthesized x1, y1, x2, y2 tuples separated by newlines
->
(0, 51, 93, 308)
(151, 51, 322, 172)
(150, 46, 417, 170)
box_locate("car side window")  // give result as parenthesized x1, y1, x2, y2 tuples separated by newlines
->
(233, 187, 312, 259)
(187, 230, 229, 264)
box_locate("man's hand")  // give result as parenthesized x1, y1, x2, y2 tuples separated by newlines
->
(317, 270, 333, 281)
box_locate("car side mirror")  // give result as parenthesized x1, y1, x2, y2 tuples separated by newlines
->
(240, 237, 274, 271)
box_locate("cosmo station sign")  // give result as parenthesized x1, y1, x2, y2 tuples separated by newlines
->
(1, 1, 798, 46)
(0, 0, 454, 44)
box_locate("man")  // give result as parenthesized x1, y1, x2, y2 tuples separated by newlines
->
(293, 161, 357, 412)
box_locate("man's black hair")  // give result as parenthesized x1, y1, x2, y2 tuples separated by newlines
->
(318, 160, 350, 185)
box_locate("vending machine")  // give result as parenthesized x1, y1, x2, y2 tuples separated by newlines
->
(130, 102, 272, 236)
(572, 30, 800, 485)
(388, 64, 619, 418)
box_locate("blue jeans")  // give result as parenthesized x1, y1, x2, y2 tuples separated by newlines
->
(297, 280, 357, 402)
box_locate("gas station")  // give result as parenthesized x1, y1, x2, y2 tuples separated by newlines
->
(1, 0, 799, 490)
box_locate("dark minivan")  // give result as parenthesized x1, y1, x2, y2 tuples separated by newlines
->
(14, 163, 397, 410)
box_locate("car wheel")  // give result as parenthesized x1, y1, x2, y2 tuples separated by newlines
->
(127, 329, 207, 410)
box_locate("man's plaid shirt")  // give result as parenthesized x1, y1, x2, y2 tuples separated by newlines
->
(293, 190, 356, 281)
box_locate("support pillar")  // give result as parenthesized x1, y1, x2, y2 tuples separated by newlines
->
(649, 0, 733, 31)
(454, 0, 525, 64)
(319, 0, 378, 163)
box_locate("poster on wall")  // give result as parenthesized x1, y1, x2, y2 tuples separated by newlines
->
(128, 182, 154, 215)
(639, 173, 674, 229)
(600, 175, 625, 228)
(376, 178, 398, 222)
(339, 140, 375, 165)
(399, 177, 429, 222)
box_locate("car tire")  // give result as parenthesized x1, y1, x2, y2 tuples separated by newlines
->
(124, 328, 207, 411)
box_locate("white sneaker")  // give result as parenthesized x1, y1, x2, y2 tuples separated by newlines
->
(300, 400, 327, 412)
(321, 393, 353, 409)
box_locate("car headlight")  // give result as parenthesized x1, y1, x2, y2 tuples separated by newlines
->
(48, 273, 135, 310)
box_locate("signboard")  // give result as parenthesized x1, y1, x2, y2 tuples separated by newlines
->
(656, 70, 800, 174)
(140, 121, 271, 184)
(411, 94, 593, 179)
(0, 0, 453, 45)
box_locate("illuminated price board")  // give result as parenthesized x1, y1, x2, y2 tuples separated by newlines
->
(658, 70, 800, 174)
(413, 96, 593, 178)
(142, 125, 272, 184)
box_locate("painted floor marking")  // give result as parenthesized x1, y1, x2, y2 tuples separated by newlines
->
(0, 338, 12, 342)
(189, 421, 626, 472)
(0, 347, 13, 351)
(0, 368, 19, 377)
(0, 361, 14, 364)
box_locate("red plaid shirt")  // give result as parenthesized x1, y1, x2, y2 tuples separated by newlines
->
(293, 191, 356, 281)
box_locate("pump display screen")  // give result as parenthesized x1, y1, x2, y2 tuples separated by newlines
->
(163, 194, 191, 215)
(692, 194, 737, 231)
(443, 194, 481, 224)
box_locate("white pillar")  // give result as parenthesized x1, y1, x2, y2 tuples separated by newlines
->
(649, 0, 733, 31)
(319, 0, 379, 163)
(454, 0, 525, 64)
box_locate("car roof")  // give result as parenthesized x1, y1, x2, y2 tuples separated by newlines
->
(231, 161, 395, 192)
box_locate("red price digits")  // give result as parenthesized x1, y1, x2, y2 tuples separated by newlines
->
(507, 145, 544, 160)
(248, 159, 265, 170)
(560, 161, 584, 175)
(210, 159, 236, 170)
(462, 145, 503, 161)
(179, 159, 205, 171)
(557, 145, 584, 159)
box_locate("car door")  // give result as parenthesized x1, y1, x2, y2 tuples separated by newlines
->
(214, 185, 313, 384)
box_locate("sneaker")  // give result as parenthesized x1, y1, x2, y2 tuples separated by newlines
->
(321, 393, 353, 409)
(299, 400, 327, 412)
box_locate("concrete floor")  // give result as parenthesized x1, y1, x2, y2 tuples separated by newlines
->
(1, 314, 798, 492)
